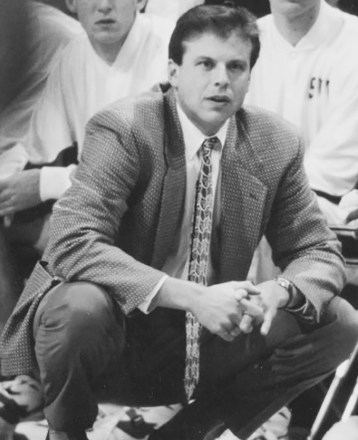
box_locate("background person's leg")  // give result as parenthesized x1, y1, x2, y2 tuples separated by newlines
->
(0, 226, 23, 336)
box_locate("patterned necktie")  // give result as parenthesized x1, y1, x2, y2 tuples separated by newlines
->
(184, 136, 220, 401)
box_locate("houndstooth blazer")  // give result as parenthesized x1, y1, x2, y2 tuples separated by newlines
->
(0, 86, 345, 376)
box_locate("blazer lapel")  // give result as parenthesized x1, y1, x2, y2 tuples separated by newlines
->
(151, 89, 186, 269)
(219, 114, 268, 281)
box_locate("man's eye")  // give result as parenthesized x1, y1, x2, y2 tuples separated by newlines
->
(199, 60, 213, 69)
(229, 63, 245, 72)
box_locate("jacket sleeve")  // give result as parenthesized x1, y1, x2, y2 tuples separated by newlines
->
(45, 108, 165, 315)
(265, 138, 346, 322)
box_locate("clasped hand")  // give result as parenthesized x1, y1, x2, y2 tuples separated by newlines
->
(0, 169, 41, 217)
(191, 280, 287, 342)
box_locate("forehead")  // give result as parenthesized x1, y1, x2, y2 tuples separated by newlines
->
(182, 31, 252, 60)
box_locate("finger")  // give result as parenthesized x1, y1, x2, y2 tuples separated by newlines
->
(346, 208, 358, 223)
(3, 215, 13, 227)
(0, 197, 15, 213)
(244, 294, 265, 313)
(231, 310, 243, 328)
(234, 288, 249, 302)
(218, 330, 235, 342)
(0, 206, 14, 217)
(240, 298, 264, 318)
(231, 281, 261, 295)
(260, 309, 275, 336)
(239, 313, 254, 334)
(248, 291, 264, 304)
(0, 192, 11, 204)
(229, 325, 241, 338)
(245, 285, 261, 295)
(235, 281, 261, 295)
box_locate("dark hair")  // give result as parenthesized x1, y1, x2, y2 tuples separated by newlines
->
(205, 0, 270, 18)
(168, 4, 260, 68)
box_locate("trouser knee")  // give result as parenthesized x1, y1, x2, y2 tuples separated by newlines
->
(323, 296, 358, 363)
(33, 281, 125, 374)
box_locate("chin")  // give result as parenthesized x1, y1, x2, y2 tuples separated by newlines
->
(208, 111, 232, 126)
(200, 117, 228, 135)
(95, 32, 122, 46)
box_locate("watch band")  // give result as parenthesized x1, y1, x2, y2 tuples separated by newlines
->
(274, 277, 294, 309)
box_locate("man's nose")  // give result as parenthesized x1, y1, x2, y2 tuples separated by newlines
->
(213, 64, 229, 87)
(98, 0, 112, 13)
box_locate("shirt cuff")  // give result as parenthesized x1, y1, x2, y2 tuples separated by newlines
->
(137, 275, 168, 314)
(285, 296, 316, 324)
(284, 286, 316, 324)
(39, 165, 76, 201)
(276, 277, 316, 323)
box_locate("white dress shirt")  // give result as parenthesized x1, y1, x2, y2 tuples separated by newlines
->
(138, 105, 228, 312)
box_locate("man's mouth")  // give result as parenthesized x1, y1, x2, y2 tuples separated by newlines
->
(96, 19, 116, 25)
(208, 96, 230, 103)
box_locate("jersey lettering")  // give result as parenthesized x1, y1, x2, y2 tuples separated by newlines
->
(308, 77, 330, 99)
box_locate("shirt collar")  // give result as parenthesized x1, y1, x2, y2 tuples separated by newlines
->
(176, 104, 228, 162)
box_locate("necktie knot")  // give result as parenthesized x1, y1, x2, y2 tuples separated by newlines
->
(201, 136, 220, 157)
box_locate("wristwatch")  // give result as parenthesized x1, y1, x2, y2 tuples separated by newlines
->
(274, 277, 295, 309)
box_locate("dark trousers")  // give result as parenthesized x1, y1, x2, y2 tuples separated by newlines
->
(33, 282, 358, 439)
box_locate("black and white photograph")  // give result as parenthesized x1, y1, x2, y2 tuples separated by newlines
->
(1, 1, 358, 439)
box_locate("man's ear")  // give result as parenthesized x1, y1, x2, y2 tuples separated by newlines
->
(65, 0, 78, 14)
(136, 0, 149, 12)
(168, 59, 179, 88)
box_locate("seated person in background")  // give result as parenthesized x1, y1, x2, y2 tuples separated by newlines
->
(0, 0, 174, 332)
(246, 0, 358, 228)
(245, 0, 358, 284)
(0, 0, 82, 187)
(6, 0, 173, 209)
(1, 5, 358, 440)
(0, 0, 82, 334)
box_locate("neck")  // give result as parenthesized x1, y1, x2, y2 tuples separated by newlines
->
(272, 2, 321, 46)
(92, 41, 123, 65)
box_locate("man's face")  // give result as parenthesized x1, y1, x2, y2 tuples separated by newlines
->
(168, 32, 252, 136)
(66, 0, 144, 53)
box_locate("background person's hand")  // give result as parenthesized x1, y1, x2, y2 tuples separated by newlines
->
(340, 189, 358, 223)
(0, 169, 41, 216)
